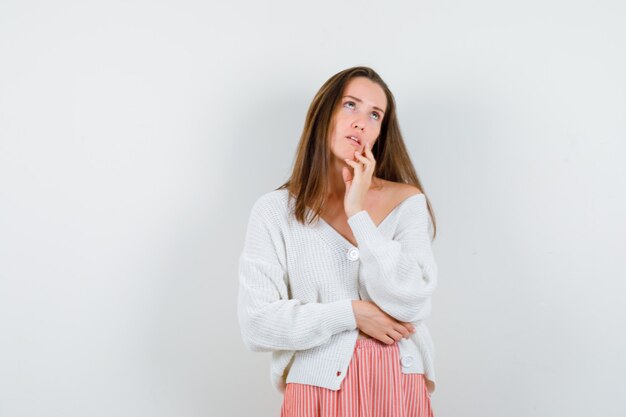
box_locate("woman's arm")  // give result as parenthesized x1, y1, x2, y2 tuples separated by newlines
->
(237, 196, 357, 352)
(347, 194, 437, 323)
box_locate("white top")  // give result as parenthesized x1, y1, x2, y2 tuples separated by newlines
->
(237, 188, 438, 393)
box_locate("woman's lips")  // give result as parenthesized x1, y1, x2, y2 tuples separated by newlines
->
(346, 137, 360, 147)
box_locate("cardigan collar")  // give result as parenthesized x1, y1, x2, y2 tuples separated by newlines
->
(309, 195, 419, 252)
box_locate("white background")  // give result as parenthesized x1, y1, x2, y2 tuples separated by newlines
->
(1, 1, 625, 416)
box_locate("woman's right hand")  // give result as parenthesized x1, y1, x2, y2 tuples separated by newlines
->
(351, 300, 415, 344)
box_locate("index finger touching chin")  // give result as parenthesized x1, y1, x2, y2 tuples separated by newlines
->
(364, 142, 375, 158)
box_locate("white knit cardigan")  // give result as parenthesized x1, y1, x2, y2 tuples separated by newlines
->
(237, 189, 438, 393)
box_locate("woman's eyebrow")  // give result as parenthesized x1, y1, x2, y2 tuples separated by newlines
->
(343, 95, 385, 114)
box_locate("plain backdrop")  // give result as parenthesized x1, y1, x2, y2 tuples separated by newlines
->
(1, 0, 625, 416)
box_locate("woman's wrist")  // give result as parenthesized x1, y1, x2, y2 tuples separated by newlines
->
(351, 300, 361, 321)
(351, 300, 368, 328)
(346, 207, 364, 218)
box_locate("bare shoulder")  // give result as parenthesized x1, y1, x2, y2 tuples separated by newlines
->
(370, 179, 422, 212)
(398, 183, 423, 198)
(380, 179, 423, 203)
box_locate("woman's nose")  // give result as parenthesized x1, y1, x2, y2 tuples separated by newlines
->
(352, 120, 365, 130)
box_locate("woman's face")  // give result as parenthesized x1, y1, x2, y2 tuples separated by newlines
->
(328, 76, 387, 162)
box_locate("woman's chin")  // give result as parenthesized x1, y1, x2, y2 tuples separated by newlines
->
(329, 151, 348, 161)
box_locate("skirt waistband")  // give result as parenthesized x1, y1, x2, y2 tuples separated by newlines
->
(354, 337, 399, 350)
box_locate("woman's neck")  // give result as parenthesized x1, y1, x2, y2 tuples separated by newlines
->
(326, 157, 383, 200)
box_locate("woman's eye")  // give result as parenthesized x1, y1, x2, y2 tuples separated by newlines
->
(343, 101, 380, 121)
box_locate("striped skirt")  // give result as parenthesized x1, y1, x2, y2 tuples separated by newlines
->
(280, 338, 433, 417)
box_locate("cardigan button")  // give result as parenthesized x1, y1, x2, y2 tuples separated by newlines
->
(347, 247, 359, 261)
(336, 371, 342, 376)
(400, 355, 414, 368)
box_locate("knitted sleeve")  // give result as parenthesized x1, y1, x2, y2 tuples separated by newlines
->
(346, 194, 437, 323)
(237, 195, 357, 352)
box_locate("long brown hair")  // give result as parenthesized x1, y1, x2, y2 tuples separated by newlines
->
(277, 66, 437, 240)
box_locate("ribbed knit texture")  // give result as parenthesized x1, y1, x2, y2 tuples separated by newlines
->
(237, 189, 438, 394)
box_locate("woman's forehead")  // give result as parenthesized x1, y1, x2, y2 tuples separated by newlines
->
(342, 77, 387, 111)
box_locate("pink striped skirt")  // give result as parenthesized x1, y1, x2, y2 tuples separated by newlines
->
(280, 338, 433, 417)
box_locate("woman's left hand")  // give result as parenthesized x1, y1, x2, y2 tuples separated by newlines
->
(342, 141, 376, 217)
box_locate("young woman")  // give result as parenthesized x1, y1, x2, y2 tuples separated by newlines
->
(238, 66, 438, 417)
